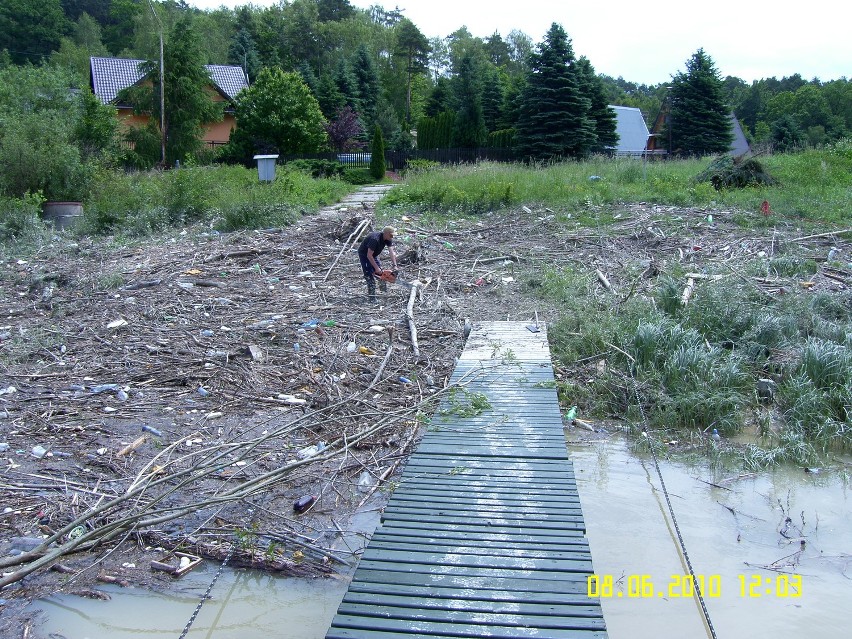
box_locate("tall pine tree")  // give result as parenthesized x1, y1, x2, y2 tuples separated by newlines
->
(669, 49, 733, 156)
(352, 45, 380, 127)
(575, 57, 618, 153)
(452, 52, 487, 148)
(515, 23, 594, 160)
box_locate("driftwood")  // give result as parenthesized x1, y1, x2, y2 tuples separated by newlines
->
(681, 277, 696, 305)
(405, 282, 421, 357)
(323, 218, 369, 281)
(596, 269, 612, 291)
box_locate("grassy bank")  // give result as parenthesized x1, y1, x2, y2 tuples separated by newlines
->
(381, 143, 852, 226)
(0, 163, 356, 251)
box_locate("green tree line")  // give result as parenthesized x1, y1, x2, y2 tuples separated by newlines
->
(0, 0, 849, 170)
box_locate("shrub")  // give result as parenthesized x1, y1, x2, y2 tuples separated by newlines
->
(164, 167, 212, 224)
(0, 193, 48, 243)
(343, 168, 374, 185)
(287, 159, 345, 179)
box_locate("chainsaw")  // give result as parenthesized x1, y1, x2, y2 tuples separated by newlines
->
(377, 269, 415, 288)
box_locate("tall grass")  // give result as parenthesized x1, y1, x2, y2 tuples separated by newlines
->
(380, 148, 852, 225)
(540, 259, 851, 465)
(79, 164, 353, 237)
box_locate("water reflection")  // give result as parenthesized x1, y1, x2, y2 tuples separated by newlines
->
(569, 435, 851, 639)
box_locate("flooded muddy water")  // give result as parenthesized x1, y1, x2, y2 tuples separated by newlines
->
(569, 435, 851, 638)
(32, 438, 850, 638)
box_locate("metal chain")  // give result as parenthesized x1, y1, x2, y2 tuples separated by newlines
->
(632, 380, 720, 639)
(177, 540, 238, 639)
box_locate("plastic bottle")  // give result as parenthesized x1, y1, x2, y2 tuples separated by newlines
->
(293, 495, 316, 514)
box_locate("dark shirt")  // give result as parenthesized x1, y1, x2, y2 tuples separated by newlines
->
(358, 232, 392, 260)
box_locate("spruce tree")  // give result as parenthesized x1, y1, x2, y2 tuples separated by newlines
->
(352, 45, 380, 126)
(515, 23, 594, 160)
(575, 57, 619, 153)
(137, 17, 223, 165)
(669, 49, 734, 156)
(370, 125, 386, 180)
(452, 52, 487, 148)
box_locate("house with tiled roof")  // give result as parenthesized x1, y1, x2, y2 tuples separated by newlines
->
(90, 57, 249, 147)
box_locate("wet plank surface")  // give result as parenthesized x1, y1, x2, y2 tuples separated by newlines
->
(325, 322, 607, 639)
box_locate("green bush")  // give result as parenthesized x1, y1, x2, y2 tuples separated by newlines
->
(343, 168, 374, 185)
(164, 167, 212, 225)
(0, 193, 48, 243)
(287, 159, 345, 179)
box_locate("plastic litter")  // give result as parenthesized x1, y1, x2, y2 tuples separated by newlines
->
(297, 441, 326, 459)
(141, 425, 163, 437)
(89, 384, 120, 395)
(31, 445, 48, 458)
(357, 471, 372, 492)
(565, 406, 577, 422)
(399, 376, 412, 385)
(346, 342, 357, 353)
(293, 495, 316, 514)
(200, 329, 214, 337)
(197, 386, 209, 397)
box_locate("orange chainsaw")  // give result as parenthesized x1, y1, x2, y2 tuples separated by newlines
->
(377, 269, 414, 288)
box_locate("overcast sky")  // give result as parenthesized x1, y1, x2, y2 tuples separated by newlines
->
(188, 0, 850, 85)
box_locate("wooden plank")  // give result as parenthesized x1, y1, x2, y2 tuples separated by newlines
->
(367, 520, 587, 538)
(329, 612, 606, 635)
(349, 568, 592, 593)
(362, 541, 594, 563)
(351, 560, 593, 580)
(370, 527, 589, 548)
(344, 582, 597, 607)
(327, 618, 607, 639)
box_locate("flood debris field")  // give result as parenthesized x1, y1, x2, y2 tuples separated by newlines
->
(0, 193, 850, 633)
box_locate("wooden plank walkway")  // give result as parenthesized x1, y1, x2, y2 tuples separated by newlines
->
(325, 322, 607, 639)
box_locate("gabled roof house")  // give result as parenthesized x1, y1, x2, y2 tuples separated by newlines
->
(609, 105, 651, 156)
(90, 57, 249, 146)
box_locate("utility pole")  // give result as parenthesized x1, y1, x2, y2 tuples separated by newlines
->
(147, 0, 165, 165)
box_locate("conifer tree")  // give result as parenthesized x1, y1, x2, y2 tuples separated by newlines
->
(352, 45, 380, 126)
(370, 125, 386, 179)
(575, 57, 618, 153)
(515, 23, 594, 160)
(452, 52, 487, 148)
(669, 49, 733, 156)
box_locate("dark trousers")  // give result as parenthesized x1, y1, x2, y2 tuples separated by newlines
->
(359, 254, 383, 299)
